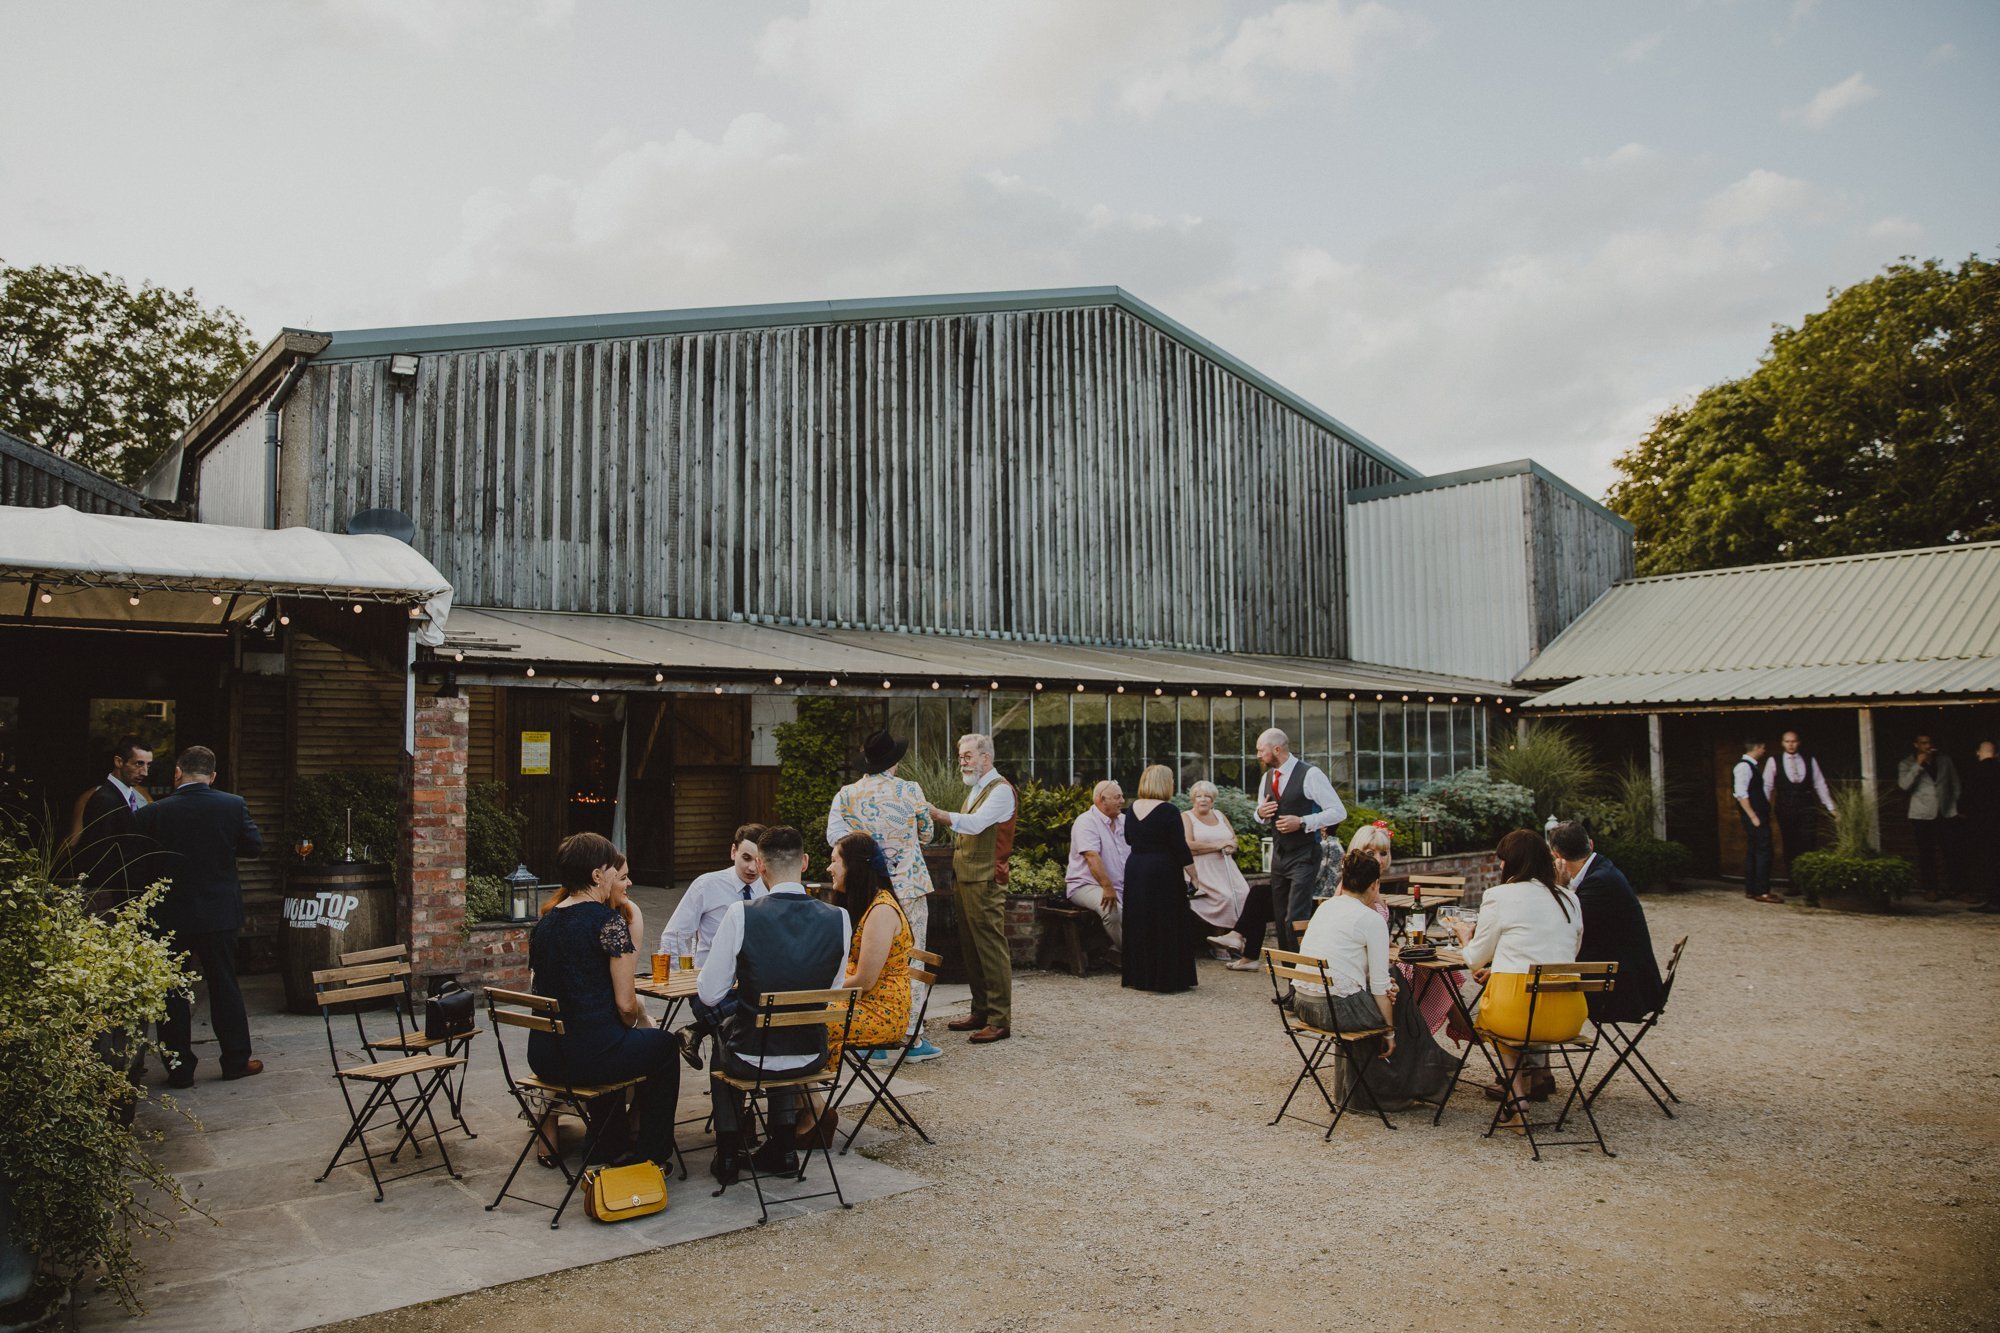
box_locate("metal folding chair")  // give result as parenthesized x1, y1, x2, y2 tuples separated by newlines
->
(1586, 935, 1689, 1118)
(835, 949, 941, 1153)
(709, 986, 860, 1224)
(311, 962, 467, 1202)
(483, 987, 645, 1229)
(337, 942, 480, 1139)
(1485, 961, 1619, 1161)
(1262, 947, 1397, 1137)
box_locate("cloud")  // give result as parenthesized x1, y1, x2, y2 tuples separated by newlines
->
(1616, 31, 1664, 64)
(1864, 215, 1924, 247)
(1787, 71, 1878, 130)
(1926, 42, 1958, 65)
(1121, 0, 1430, 113)
(313, 0, 575, 49)
(1699, 168, 1820, 229)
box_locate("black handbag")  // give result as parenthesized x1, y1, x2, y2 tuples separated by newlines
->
(424, 981, 476, 1041)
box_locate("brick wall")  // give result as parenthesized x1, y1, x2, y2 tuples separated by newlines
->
(401, 690, 468, 981)
(1398, 849, 1504, 903)
(462, 921, 531, 992)
(1004, 894, 1039, 967)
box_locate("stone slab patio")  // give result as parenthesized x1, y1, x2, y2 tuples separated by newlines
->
(78, 967, 948, 1331)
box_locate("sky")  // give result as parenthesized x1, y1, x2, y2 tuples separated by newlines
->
(3, 0, 1994, 497)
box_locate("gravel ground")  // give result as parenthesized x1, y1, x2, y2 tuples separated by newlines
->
(336, 886, 2000, 1331)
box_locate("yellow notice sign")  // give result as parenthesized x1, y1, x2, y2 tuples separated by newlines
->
(521, 730, 552, 775)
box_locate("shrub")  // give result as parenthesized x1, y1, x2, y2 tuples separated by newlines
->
(1004, 858, 1066, 897)
(1598, 836, 1694, 891)
(465, 873, 511, 923)
(289, 770, 398, 864)
(1014, 781, 1093, 862)
(1489, 724, 1602, 823)
(1234, 830, 1264, 872)
(1334, 805, 1389, 847)
(0, 830, 198, 1311)
(1829, 780, 1880, 859)
(466, 782, 525, 877)
(1382, 768, 1535, 854)
(897, 754, 964, 844)
(774, 697, 856, 853)
(1791, 850, 1913, 908)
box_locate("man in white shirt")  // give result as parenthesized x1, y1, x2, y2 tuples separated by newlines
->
(697, 826, 851, 1184)
(929, 733, 1018, 1043)
(1254, 728, 1348, 949)
(1731, 736, 1780, 903)
(660, 823, 768, 1067)
(1763, 731, 1837, 895)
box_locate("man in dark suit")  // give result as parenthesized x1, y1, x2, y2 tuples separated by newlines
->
(1550, 821, 1663, 1023)
(64, 734, 153, 912)
(133, 745, 265, 1087)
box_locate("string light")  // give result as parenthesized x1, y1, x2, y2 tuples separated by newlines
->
(1190, 688, 1199, 697)
(1319, 692, 1328, 700)
(773, 675, 784, 685)
(128, 595, 141, 606)
(1034, 681, 1044, 691)
(713, 685, 723, 695)
(930, 681, 941, 690)
(1451, 696, 1459, 703)
(210, 595, 223, 606)
(453, 651, 464, 663)
(990, 681, 1000, 690)
(828, 677, 838, 687)
(279, 614, 290, 626)
(1257, 689, 1267, 698)
(1374, 693, 1383, 701)
(883, 680, 892, 689)
(1153, 687, 1163, 696)
(1288, 690, 1297, 699)
(1224, 689, 1233, 697)
(1347, 692, 1356, 700)
(525, 667, 536, 677)
(590, 692, 600, 703)
(1401, 694, 1409, 702)
(38, 592, 51, 604)
(352, 603, 364, 614)
(654, 671, 665, 683)
(1115, 685, 1126, 694)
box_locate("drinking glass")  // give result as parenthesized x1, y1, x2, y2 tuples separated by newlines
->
(675, 933, 695, 974)
(651, 953, 670, 983)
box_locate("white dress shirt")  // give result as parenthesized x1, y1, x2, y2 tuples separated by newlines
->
(1730, 754, 1761, 801)
(1259, 754, 1348, 833)
(1762, 753, 1836, 812)
(1458, 879, 1582, 975)
(659, 867, 768, 967)
(697, 882, 852, 1070)
(947, 768, 1016, 835)
(106, 774, 140, 812)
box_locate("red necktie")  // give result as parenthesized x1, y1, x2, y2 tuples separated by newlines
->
(1269, 769, 1282, 802)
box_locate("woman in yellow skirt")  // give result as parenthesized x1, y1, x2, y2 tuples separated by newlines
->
(1452, 829, 1583, 1127)
(798, 832, 913, 1146)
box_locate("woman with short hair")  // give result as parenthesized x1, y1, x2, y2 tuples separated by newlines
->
(1181, 779, 1251, 949)
(1121, 764, 1199, 993)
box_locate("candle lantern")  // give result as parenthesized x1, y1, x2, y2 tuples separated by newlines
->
(505, 863, 541, 922)
(1417, 814, 1435, 860)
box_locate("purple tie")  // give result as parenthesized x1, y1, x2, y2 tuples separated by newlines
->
(126, 790, 139, 813)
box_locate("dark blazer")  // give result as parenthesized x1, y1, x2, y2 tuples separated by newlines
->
(72, 780, 144, 901)
(1573, 854, 1664, 1024)
(132, 782, 263, 935)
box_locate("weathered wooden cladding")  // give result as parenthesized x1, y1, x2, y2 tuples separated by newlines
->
(301, 304, 1398, 656)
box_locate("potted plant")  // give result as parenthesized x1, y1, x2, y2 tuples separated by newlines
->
(1790, 783, 1913, 911)
(0, 829, 198, 1321)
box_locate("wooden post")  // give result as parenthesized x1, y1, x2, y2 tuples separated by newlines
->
(1857, 707, 1880, 850)
(1647, 713, 1667, 839)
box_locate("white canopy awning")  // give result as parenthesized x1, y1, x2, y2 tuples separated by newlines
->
(0, 505, 454, 645)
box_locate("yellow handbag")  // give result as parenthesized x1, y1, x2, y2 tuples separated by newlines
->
(582, 1161, 667, 1223)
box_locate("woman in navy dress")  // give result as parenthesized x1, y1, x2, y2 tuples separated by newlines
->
(1121, 764, 1199, 993)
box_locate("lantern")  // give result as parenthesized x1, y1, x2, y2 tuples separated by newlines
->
(1417, 814, 1435, 859)
(505, 863, 541, 922)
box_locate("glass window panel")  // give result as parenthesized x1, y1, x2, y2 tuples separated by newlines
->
(1270, 698, 1303, 757)
(1210, 696, 1242, 792)
(1452, 706, 1475, 773)
(1072, 692, 1108, 784)
(948, 697, 977, 755)
(1303, 700, 1331, 774)
(0, 696, 17, 774)
(992, 692, 1032, 778)
(1110, 691, 1146, 792)
(1327, 702, 1353, 790)
(1427, 705, 1450, 781)
(1383, 702, 1408, 795)
(1176, 696, 1210, 786)
(912, 699, 948, 765)
(885, 699, 917, 762)
(1032, 694, 1071, 784)
(1145, 696, 1177, 783)
(1355, 703, 1381, 803)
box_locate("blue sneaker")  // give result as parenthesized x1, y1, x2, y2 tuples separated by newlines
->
(901, 1039, 944, 1064)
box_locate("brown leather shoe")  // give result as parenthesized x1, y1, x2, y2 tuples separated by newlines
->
(221, 1059, 264, 1080)
(946, 1015, 985, 1031)
(967, 1026, 1010, 1044)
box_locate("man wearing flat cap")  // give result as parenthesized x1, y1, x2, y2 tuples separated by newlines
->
(825, 730, 943, 1062)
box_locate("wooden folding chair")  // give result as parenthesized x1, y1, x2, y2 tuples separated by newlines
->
(710, 987, 860, 1224)
(311, 962, 467, 1202)
(337, 943, 480, 1139)
(483, 987, 645, 1229)
(1585, 935, 1689, 1118)
(1484, 961, 1619, 1161)
(835, 949, 941, 1154)
(1262, 948, 1397, 1137)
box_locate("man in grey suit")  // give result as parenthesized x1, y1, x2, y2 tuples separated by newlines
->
(134, 746, 264, 1087)
(1896, 734, 1959, 900)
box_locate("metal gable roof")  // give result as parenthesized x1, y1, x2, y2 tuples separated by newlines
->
(1517, 541, 2000, 708)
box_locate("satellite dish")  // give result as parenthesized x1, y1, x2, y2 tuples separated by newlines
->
(346, 508, 417, 545)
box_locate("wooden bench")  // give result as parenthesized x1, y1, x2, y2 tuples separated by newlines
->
(1035, 900, 1110, 977)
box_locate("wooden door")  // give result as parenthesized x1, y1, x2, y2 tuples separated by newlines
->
(668, 695, 750, 883)
(510, 691, 567, 878)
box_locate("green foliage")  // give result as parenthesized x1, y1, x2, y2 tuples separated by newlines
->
(1608, 761, 1659, 841)
(289, 770, 398, 864)
(896, 754, 963, 844)
(774, 697, 856, 853)
(0, 829, 199, 1310)
(1169, 785, 1263, 836)
(1004, 858, 1066, 897)
(466, 782, 525, 877)
(1607, 254, 2000, 575)
(1791, 850, 1913, 908)
(1234, 830, 1263, 872)
(0, 262, 258, 484)
(1597, 837, 1694, 892)
(1014, 781, 1094, 863)
(464, 874, 510, 924)
(1489, 725, 1601, 824)
(1381, 768, 1536, 853)
(1830, 780, 1880, 859)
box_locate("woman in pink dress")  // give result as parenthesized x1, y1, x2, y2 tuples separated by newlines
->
(1181, 782, 1251, 932)
(1346, 823, 1461, 1039)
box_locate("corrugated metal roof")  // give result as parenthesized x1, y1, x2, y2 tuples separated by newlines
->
(439, 606, 1523, 698)
(1518, 541, 2000, 708)
(1349, 458, 1633, 534)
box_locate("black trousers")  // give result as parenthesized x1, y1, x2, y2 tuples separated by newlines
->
(1272, 847, 1322, 952)
(1774, 800, 1819, 875)
(1738, 814, 1773, 897)
(1231, 881, 1275, 957)
(159, 929, 252, 1074)
(709, 1046, 827, 1136)
(1909, 819, 1946, 895)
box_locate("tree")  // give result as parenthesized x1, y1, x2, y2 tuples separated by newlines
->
(0, 262, 258, 485)
(1607, 255, 2000, 575)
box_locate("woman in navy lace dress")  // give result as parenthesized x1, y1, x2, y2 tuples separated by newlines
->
(528, 833, 680, 1168)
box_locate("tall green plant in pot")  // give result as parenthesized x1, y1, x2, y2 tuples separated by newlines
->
(0, 830, 199, 1314)
(774, 697, 857, 853)
(1490, 724, 1602, 824)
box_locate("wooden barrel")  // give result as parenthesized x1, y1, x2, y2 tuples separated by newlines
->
(280, 864, 396, 1013)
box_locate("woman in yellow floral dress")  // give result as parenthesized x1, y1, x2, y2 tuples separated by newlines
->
(799, 833, 912, 1146)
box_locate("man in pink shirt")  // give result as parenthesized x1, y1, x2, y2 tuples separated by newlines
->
(1065, 780, 1127, 949)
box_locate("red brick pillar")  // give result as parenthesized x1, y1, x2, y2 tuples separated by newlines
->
(402, 690, 469, 981)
